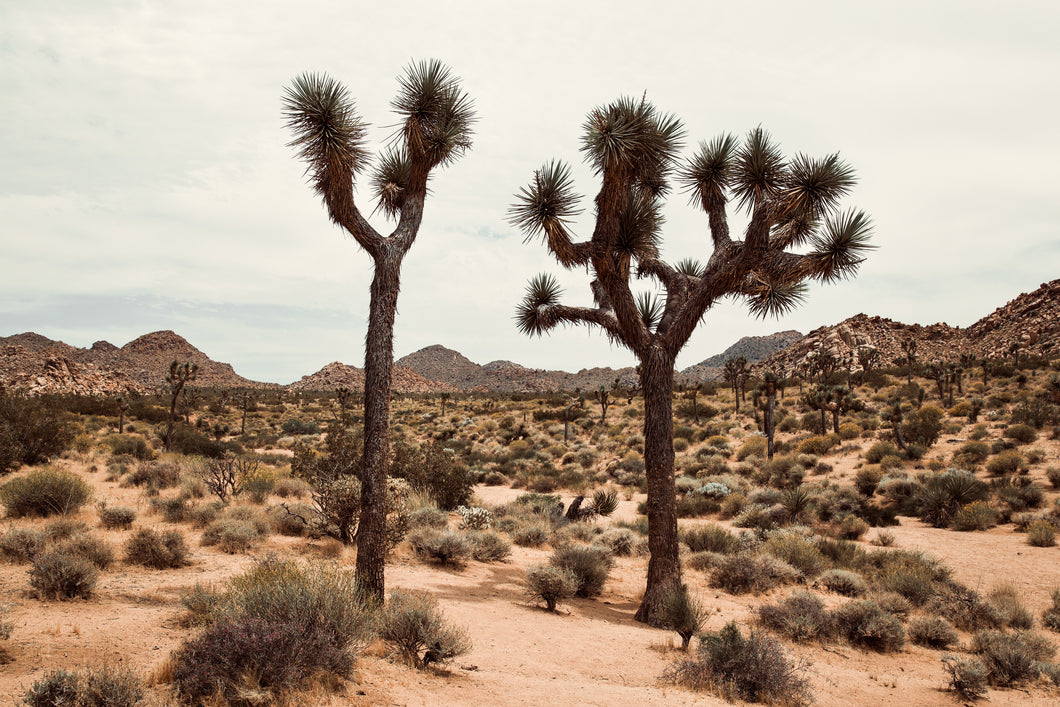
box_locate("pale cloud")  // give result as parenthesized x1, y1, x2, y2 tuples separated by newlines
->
(2, 1, 1058, 383)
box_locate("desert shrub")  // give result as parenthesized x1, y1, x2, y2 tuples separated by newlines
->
(0, 393, 73, 473)
(187, 501, 222, 528)
(408, 505, 449, 530)
(986, 450, 1025, 476)
(970, 629, 1056, 686)
(97, 503, 136, 530)
(79, 664, 145, 707)
(379, 589, 471, 668)
(854, 466, 883, 497)
(662, 621, 811, 706)
(732, 503, 787, 531)
(407, 528, 472, 566)
(916, 469, 989, 528)
(796, 434, 836, 456)
(762, 531, 826, 578)
(126, 460, 182, 489)
(821, 514, 870, 541)
(550, 544, 614, 598)
(736, 435, 767, 461)
(817, 569, 868, 597)
(709, 553, 802, 595)
(510, 521, 551, 547)
(201, 519, 258, 553)
(953, 440, 990, 466)
(831, 599, 905, 651)
(391, 441, 474, 511)
(272, 475, 310, 499)
(991, 475, 1043, 515)
(988, 582, 1034, 629)
(948, 501, 998, 531)
(864, 441, 900, 464)
(908, 616, 958, 649)
(53, 535, 115, 570)
(926, 583, 1002, 631)
(455, 505, 493, 530)
(154, 496, 188, 523)
(1005, 423, 1037, 444)
(903, 404, 944, 448)
(105, 434, 152, 461)
(1026, 520, 1057, 547)
(657, 583, 707, 650)
(942, 655, 988, 701)
(281, 418, 320, 435)
(124, 528, 189, 569)
(22, 669, 81, 707)
(268, 502, 314, 536)
(30, 550, 99, 600)
(465, 530, 511, 562)
(598, 527, 642, 556)
(1046, 466, 1060, 489)
(524, 565, 578, 611)
(0, 527, 47, 563)
(756, 590, 833, 642)
(173, 616, 353, 703)
(1041, 588, 1060, 632)
(45, 517, 88, 541)
(680, 524, 738, 554)
(0, 467, 92, 518)
(685, 550, 726, 572)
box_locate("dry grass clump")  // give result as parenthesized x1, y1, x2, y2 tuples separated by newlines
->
(680, 523, 738, 554)
(756, 590, 833, 643)
(656, 583, 707, 650)
(550, 544, 614, 598)
(830, 599, 905, 652)
(942, 654, 988, 701)
(816, 569, 868, 597)
(925, 583, 1002, 632)
(662, 621, 811, 706)
(53, 534, 115, 570)
(970, 629, 1057, 686)
(465, 529, 512, 562)
(988, 582, 1034, 629)
(0, 467, 92, 517)
(24, 665, 144, 707)
(0, 527, 47, 563)
(524, 565, 578, 611)
(407, 528, 473, 566)
(1042, 588, 1060, 632)
(97, 502, 136, 530)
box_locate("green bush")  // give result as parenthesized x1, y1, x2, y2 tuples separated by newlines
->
(510, 521, 551, 547)
(926, 583, 1002, 632)
(201, 519, 258, 553)
(22, 669, 80, 707)
(762, 532, 826, 578)
(953, 440, 990, 465)
(1046, 466, 1060, 489)
(986, 450, 1025, 476)
(988, 582, 1034, 629)
(524, 564, 578, 611)
(379, 589, 471, 668)
(79, 665, 145, 707)
(0, 468, 92, 518)
(391, 441, 475, 511)
(30, 550, 99, 600)
(550, 544, 614, 598)
(1041, 588, 1060, 632)
(598, 527, 642, 556)
(948, 501, 998, 531)
(662, 621, 811, 705)
(908, 616, 958, 649)
(105, 434, 152, 461)
(124, 528, 189, 569)
(864, 441, 900, 464)
(903, 404, 944, 448)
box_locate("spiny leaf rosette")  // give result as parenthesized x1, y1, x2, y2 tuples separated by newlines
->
(510, 97, 873, 624)
(283, 60, 474, 599)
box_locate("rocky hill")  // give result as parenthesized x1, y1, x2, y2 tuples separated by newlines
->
(759, 279, 1060, 374)
(288, 361, 457, 395)
(0, 330, 267, 396)
(680, 330, 803, 381)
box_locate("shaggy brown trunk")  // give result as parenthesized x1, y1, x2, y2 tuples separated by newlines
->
(355, 255, 401, 599)
(766, 393, 775, 459)
(634, 348, 680, 626)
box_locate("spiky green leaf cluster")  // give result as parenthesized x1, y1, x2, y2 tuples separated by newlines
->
(581, 96, 683, 195)
(392, 59, 475, 168)
(515, 274, 563, 336)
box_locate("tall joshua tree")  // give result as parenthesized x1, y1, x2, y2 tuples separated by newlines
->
(511, 99, 872, 623)
(283, 60, 474, 598)
(163, 361, 198, 451)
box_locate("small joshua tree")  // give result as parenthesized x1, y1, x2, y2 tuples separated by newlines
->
(163, 361, 198, 451)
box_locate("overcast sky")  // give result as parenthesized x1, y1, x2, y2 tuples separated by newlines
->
(2, 1, 1058, 384)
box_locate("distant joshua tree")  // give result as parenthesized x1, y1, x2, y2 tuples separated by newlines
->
(511, 98, 872, 623)
(115, 395, 130, 434)
(163, 361, 198, 451)
(901, 337, 918, 384)
(283, 60, 475, 598)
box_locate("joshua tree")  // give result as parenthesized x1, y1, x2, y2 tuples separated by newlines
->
(115, 395, 130, 434)
(595, 386, 613, 422)
(335, 386, 355, 423)
(856, 345, 880, 385)
(511, 100, 872, 623)
(752, 370, 781, 458)
(284, 60, 474, 597)
(163, 361, 198, 451)
(901, 337, 918, 384)
(238, 391, 254, 435)
(722, 357, 749, 412)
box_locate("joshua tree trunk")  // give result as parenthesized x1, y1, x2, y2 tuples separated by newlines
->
(766, 393, 776, 459)
(633, 349, 680, 625)
(355, 257, 401, 596)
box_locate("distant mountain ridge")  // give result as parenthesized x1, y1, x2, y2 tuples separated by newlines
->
(3, 278, 1057, 395)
